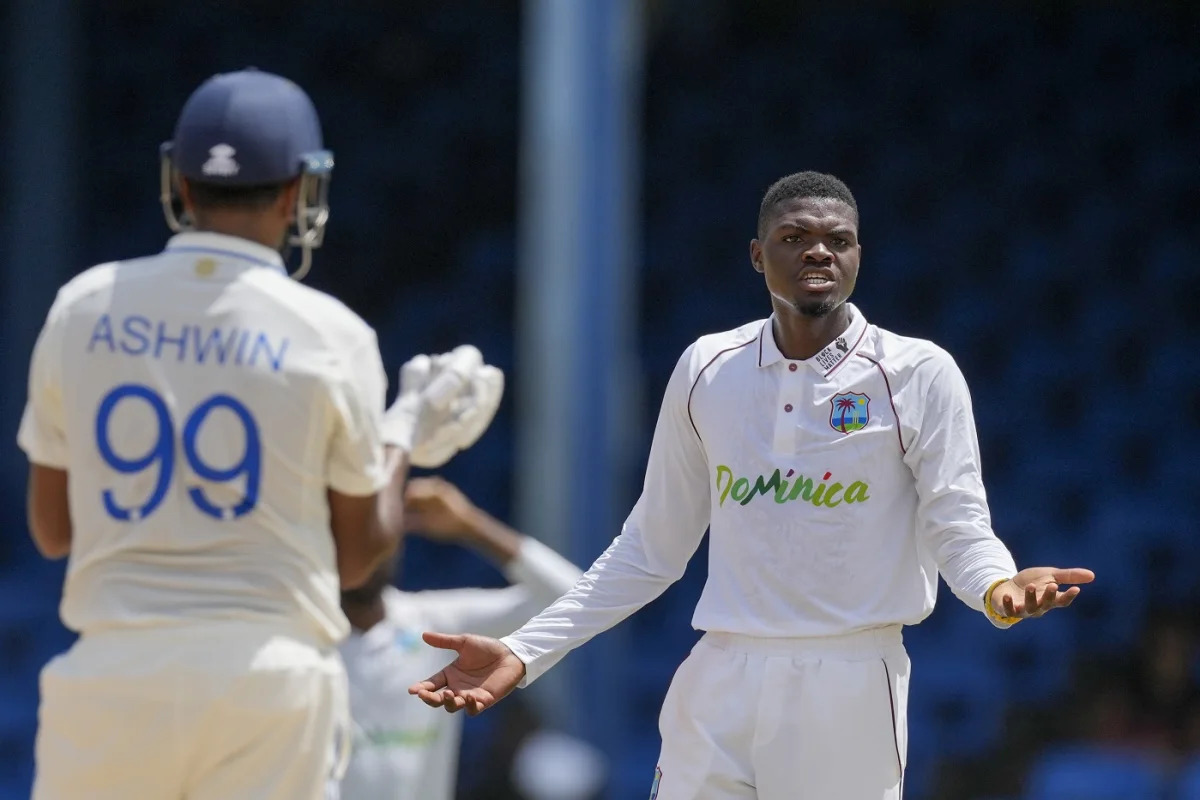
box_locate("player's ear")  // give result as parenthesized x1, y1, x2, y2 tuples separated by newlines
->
(177, 177, 195, 216)
(749, 239, 764, 274)
(280, 178, 303, 223)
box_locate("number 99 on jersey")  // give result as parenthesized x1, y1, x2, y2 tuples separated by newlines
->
(94, 383, 262, 522)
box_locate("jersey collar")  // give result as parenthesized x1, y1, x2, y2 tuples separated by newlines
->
(164, 232, 287, 274)
(757, 303, 869, 377)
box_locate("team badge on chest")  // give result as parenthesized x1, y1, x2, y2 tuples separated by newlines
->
(829, 392, 870, 434)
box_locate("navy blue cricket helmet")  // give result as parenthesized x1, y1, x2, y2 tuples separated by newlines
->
(159, 68, 334, 279)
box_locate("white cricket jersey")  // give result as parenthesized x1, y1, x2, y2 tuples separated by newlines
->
(501, 304, 1019, 684)
(17, 232, 389, 646)
(337, 539, 581, 800)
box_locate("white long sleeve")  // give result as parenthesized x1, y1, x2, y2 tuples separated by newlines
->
(501, 347, 711, 685)
(898, 350, 1018, 621)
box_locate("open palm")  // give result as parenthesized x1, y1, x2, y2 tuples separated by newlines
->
(991, 566, 1095, 619)
(408, 632, 526, 716)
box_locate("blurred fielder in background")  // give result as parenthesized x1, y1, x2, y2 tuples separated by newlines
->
(338, 476, 581, 799)
(17, 68, 502, 800)
(412, 171, 1095, 799)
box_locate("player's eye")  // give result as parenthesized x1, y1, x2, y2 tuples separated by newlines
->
(782, 234, 801, 243)
(831, 237, 848, 247)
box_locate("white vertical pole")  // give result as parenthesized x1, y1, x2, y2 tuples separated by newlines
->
(515, 0, 644, 765)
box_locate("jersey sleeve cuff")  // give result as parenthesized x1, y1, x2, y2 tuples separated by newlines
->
(327, 464, 390, 497)
(499, 635, 543, 689)
(981, 574, 1021, 629)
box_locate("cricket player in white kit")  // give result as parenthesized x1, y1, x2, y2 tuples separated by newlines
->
(337, 477, 582, 799)
(18, 68, 502, 800)
(410, 172, 1096, 799)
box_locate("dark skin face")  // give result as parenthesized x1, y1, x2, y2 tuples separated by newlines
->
(749, 197, 862, 360)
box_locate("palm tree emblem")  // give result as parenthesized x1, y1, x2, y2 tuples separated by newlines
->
(830, 393, 868, 431)
(835, 397, 857, 433)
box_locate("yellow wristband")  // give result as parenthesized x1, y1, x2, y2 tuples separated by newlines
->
(984, 578, 1022, 625)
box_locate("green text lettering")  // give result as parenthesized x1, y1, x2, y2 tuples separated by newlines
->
(822, 483, 845, 507)
(743, 469, 783, 506)
(845, 482, 870, 503)
(715, 465, 734, 507)
(788, 475, 815, 501)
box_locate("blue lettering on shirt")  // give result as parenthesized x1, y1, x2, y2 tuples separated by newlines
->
(85, 314, 288, 372)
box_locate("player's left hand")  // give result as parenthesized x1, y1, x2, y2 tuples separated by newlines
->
(990, 566, 1095, 619)
(403, 477, 477, 541)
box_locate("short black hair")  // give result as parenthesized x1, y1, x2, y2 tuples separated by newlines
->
(186, 180, 289, 211)
(757, 171, 858, 237)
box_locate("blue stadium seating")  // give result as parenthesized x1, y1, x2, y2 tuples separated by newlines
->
(1174, 758, 1200, 800)
(1024, 745, 1169, 800)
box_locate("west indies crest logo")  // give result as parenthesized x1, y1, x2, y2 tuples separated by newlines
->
(830, 392, 870, 434)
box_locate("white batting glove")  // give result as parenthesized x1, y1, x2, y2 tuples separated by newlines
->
(382, 345, 505, 468)
(381, 353, 436, 454)
(413, 352, 503, 467)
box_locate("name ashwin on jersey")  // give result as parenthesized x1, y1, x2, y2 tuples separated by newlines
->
(86, 313, 289, 372)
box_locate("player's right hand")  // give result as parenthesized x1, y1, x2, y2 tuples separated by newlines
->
(408, 632, 526, 716)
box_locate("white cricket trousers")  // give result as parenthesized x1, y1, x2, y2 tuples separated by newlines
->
(32, 622, 350, 800)
(652, 626, 909, 800)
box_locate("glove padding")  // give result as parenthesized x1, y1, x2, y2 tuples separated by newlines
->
(382, 345, 505, 468)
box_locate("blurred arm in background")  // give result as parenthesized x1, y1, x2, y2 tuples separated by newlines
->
(402, 476, 583, 637)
